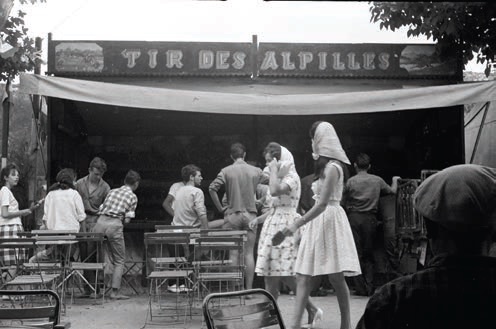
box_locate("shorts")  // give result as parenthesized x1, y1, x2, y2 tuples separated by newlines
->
(223, 211, 257, 232)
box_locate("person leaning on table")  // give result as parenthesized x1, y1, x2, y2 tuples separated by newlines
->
(355, 164, 496, 329)
(92, 170, 141, 300)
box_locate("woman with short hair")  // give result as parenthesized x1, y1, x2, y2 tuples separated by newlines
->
(0, 164, 41, 274)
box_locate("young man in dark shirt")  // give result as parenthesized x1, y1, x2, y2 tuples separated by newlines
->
(343, 153, 400, 296)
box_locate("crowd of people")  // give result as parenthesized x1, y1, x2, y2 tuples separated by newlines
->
(0, 158, 140, 300)
(1, 119, 494, 329)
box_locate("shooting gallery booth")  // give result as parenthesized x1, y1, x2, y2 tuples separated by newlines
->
(19, 35, 496, 287)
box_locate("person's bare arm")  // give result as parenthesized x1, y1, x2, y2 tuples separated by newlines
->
(209, 171, 227, 213)
(209, 189, 225, 213)
(267, 159, 291, 196)
(283, 164, 338, 235)
(162, 194, 174, 217)
(390, 176, 401, 194)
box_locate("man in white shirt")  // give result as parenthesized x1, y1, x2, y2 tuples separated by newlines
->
(162, 181, 185, 219)
(172, 164, 208, 229)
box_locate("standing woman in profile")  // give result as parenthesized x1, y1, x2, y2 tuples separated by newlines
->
(250, 142, 322, 328)
(280, 121, 361, 329)
(0, 164, 40, 277)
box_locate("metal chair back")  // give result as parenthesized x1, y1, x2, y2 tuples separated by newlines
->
(203, 288, 285, 329)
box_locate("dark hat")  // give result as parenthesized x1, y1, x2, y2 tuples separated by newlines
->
(414, 164, 496, 232)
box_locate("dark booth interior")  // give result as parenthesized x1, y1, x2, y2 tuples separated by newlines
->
(48, 97, 464, 223)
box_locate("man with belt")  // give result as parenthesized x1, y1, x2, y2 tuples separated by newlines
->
(343, 153, 400, 296)
(92, 170, 140, 300)
(75, 157, 110, 297)
(209, 143, 264, 290)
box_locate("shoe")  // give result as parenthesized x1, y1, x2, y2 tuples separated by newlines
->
(353, 288, 370, 297)
(109, 294, 130, 300)
(167, 284, 177, 293)
(307, 307, 323, 329)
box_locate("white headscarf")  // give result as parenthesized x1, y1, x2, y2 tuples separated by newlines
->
(279, 145, 297, 176)
(311, 121, 350, 165)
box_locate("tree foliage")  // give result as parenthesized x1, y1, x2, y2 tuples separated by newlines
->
(369, 2, 496, 76)
(0, 0, 45, 82)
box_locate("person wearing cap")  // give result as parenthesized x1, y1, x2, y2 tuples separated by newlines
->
(356, 164, 496, 329)
(343, 152, 400, 296)
(280, 121, 361, 329)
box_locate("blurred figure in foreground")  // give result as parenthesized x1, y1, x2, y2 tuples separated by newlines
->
(356, 164, 496, 329)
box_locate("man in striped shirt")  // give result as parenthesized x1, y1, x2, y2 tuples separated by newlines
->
(92, 170, 141, 300)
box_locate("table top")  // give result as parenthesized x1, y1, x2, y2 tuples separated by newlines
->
(35, 240, 78, 246)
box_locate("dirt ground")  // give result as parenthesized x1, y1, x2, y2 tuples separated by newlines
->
(61, 287, 370, 329)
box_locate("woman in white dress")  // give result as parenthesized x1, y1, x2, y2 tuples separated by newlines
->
(250, 142, 322, 327)
(280, 121, 361, 329)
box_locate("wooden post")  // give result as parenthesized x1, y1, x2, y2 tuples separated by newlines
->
(1, 78, 10, 169)
(251, 34, 258, 80)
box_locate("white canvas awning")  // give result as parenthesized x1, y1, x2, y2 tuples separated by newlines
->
(19, 73, 496, 115)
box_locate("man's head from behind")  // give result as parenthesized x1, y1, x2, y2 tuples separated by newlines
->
(124, 170, 141, 191)
(414, 164, 496, 254)
(354, 153, 371, 172)
(230, 143, 246, 161)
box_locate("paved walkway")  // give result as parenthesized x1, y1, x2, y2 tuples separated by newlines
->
(62, 291, 370, 329)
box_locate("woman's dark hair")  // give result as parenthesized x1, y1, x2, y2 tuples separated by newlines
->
(263, 142, 282, 161)
(314, 156, 350, 183)
(1, 163, 18, 186)
(309, 121, 325, 139)
(48, 168, 76, 192)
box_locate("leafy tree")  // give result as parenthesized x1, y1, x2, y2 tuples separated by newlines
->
(0, 0, 45, 82)
(369, 2, 496, 76)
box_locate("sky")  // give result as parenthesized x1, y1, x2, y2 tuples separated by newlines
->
(12, 0, 485, 72)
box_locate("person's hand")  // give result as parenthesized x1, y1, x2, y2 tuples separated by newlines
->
(124, 217, 131, 224)
(286, 222, 299, 234)
(268, 158, 278, 172)
(39, 223, 47, 230)
(277, 161, 291, 178)
(249, 218, 258, 230)
(29, 199, 43, 212)
(392, 176, 401, 181)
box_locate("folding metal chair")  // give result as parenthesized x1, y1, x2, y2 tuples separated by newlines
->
(16, 231, 78, 312)
(0, 289, 68, 328)
(203, 288, 285, 329)
(0, 237, 34, 287)
(61, 232, 106, 303)
(144, 232, 195, 325)
(192, 231, 246, 301)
